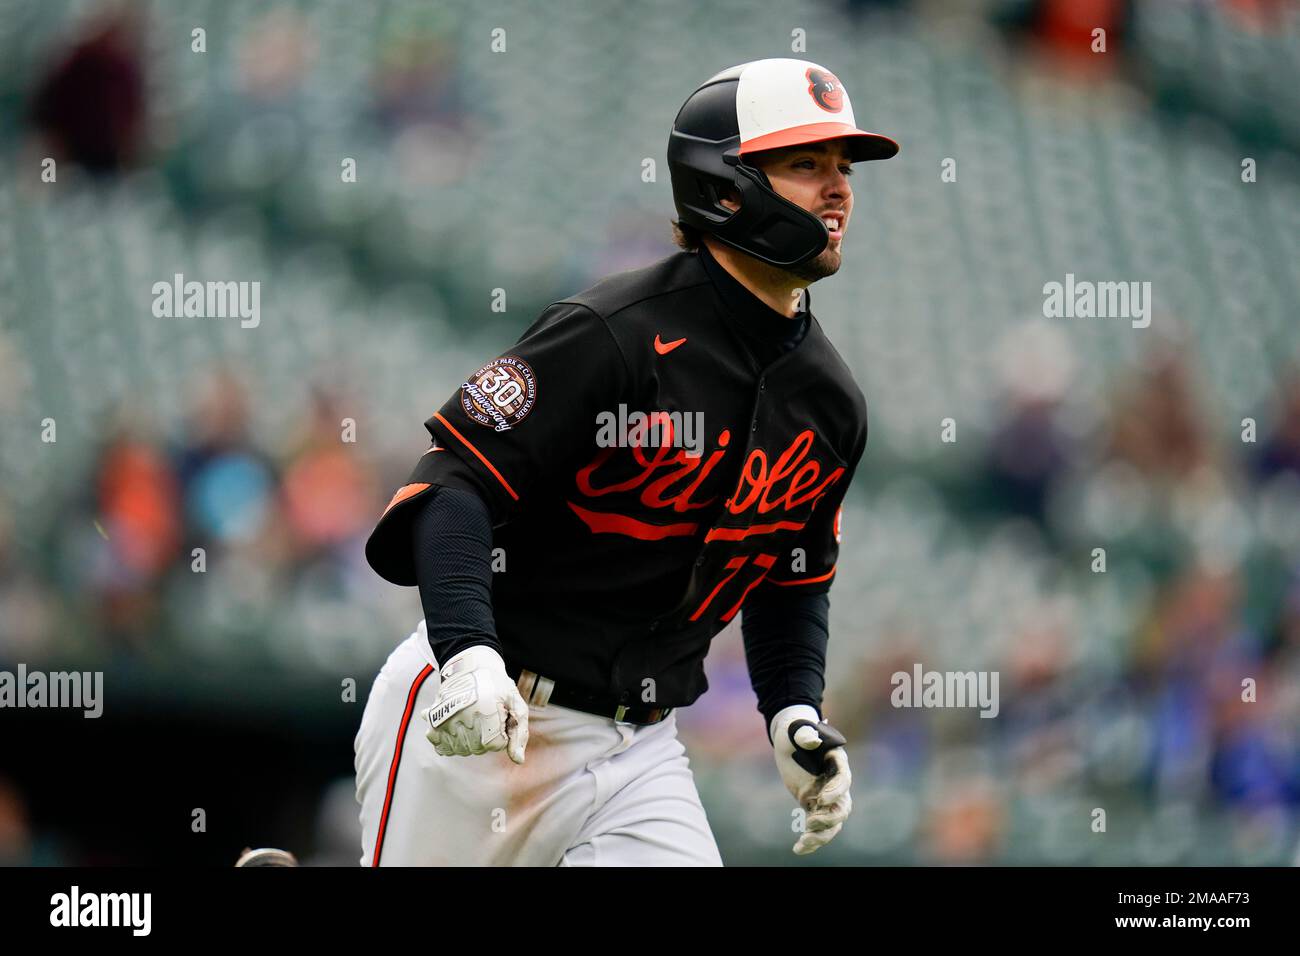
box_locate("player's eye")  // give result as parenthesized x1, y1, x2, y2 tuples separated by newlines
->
(793, 158, 853, 177)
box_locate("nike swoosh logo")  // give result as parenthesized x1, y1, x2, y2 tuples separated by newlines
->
(654, 334, 687, 355)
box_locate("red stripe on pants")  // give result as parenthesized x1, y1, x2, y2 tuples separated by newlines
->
(371, 663, 435, 867)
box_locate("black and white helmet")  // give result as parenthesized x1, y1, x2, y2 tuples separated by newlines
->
(667, 58, 898, 268)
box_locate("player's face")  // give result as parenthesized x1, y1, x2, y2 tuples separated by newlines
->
(742, 139, 855, 281)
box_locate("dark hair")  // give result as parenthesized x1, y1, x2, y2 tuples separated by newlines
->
(671, 219, 703, 252)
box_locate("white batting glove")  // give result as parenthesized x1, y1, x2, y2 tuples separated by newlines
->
(771, 704, 852, 856)
(423, 645, 529, 764)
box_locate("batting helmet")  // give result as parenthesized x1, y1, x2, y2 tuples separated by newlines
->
(667, 58, 898, 269)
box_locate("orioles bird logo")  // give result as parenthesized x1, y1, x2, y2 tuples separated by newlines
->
(806, 68, 844, 113)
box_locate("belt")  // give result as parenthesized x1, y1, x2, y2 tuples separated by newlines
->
(507, 663, 674, 726)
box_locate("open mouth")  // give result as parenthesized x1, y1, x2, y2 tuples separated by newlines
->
(821, 214, 844, 241)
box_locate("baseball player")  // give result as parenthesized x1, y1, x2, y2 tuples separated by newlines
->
(355, 58, 897, 866)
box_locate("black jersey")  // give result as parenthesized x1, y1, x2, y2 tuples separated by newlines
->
(366, 244, 868, 709)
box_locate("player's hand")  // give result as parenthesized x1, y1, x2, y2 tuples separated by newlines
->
(423, 645, 529, 764)
(770, 704, 852, 855)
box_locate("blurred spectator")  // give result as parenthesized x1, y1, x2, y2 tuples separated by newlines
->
(1033, 0, 1129, 69)
(174, 368, 278, 552)
(1105, 346, 1216, 485)
(237, 8, 316, 100)
(980, 321, 1078, 525)
(1211, 705, 1300, 809)
(982, 398, 1073, 524)
(924, 775, 1005, 863)
(1253, 370, 1300, 482)
(372, 24, 463, 132)
(29, 6, 146, 172)
(280, 387, 378, 563)
(84, 426, 182, 649)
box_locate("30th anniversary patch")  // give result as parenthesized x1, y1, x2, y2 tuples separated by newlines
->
(460, 356, 537, 431)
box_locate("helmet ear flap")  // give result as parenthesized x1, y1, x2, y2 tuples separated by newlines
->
(743, 161, 773, 192)
(705, 181, 733, 211)
(721, 149, 772, 192)
(711, 164, 829, 267)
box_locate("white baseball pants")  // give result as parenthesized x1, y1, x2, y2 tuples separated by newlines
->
(354, 620, 724, 866)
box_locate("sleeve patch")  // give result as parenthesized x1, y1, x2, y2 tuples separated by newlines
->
(460, 356, 537, 431)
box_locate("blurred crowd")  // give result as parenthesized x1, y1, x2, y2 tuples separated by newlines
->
(680, 344, 1300, 863)
(0, 365, 427, 674)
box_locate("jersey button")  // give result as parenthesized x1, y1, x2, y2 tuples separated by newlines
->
(759, 378, 766, 391)
(751, 421, 758, 432)
(695, 556, 705, 567)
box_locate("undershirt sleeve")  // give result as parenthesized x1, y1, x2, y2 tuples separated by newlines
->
(740, 587, 830, 743)
(410, 484, 503, 665)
